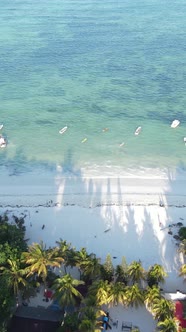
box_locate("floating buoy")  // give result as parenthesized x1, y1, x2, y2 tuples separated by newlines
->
(102, 128, 109, 132)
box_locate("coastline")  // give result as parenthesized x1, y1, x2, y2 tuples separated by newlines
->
(1, 167, 186, 295)
(1, 165, 186, 207)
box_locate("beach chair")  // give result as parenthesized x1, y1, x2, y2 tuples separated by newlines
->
(121, 321, 132, 331)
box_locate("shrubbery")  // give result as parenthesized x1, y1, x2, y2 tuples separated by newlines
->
(178, 227, 186, 240)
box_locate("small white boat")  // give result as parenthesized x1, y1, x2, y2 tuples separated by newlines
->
(81, 138, 87, 143)
(184, 137, 186, 143)
(59, 126, 68, 134)
(0, 136, 6, 148)
(171, 120, 180, 128)
(0, 124, 3, 130)
(119, 142, 125, 147)
(0, 143, 6, 148)
(134, 126, 142, 136)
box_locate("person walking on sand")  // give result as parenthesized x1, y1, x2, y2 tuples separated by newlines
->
(103, 312, 112, 330)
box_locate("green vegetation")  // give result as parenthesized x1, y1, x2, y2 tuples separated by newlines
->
(1, 212, 186, 332)
(0, 213, 27, 331)
(157, 317, 178, 332)
(52, 274, 84, 307)
(178, 227, 186, 241)
(146, 264, 167, 287)
(22, 241, 63, 285)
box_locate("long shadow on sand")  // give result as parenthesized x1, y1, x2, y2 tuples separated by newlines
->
(1, 146, 186, 294)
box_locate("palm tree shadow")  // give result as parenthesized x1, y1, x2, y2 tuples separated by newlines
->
(4, 145, 186, 294)
(49, 148, 110, 258)
(121, 205, 159, 269)
(139, 207, 161, 268)
(157, 162, 186, 291)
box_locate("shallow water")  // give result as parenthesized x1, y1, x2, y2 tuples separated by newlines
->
(0, 0, 186, 177)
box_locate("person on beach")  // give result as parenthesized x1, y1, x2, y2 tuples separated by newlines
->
(102, 312, 112, 330)
(42, 224, 45, 229)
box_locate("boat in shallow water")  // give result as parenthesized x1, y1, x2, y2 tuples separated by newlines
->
(171, 120, 180, 128)
(134, 126, 142, 135)
(59, 126, 68, 134)
(0, 136, 6, 148)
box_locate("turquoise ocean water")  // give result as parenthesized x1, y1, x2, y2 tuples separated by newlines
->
(0, 0, 186, 177)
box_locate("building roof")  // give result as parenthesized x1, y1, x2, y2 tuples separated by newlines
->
(14, 305, 63, 321)
(8, 316, 60, 332)
(163, 291, 186, 301)
(8, 306, 63, 332)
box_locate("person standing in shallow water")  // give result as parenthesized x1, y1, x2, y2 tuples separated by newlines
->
(42, 224, 45, 230)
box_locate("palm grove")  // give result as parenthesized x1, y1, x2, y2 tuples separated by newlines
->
(1, 213, 186, 332)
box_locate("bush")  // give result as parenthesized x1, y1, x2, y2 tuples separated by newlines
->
(56, 313, 80, 332)
(178, 227, 186, 240)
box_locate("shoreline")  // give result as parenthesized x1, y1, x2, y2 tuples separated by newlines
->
(1, 166, 186, 207)
(1, 167, 186, 295)
(1, 161, 186, 332)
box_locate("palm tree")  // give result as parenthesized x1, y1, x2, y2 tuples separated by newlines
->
(76, 248, 101, 282)
(56, 239, 71, 273)
(115, 257, 128, 284)
(151, 298, 175, 321)
(81, 256, 101, 282)
(22, 241, 63, 284)
(157, 317, 178, 332)
(0, 258, 27, 297)
(127, 260, 145, 285)
(144, 286, 161, 312)
(179, 264, 186, 278)
(147, 264, 167, 287)
(65, 247, 79, 269)
(178, 239, 186, 256)
(52, 274, 84, 308)
(107, 282, 127, 306)
(100, 254, 114, 282)
(78, 319, 95, 332)
(125, 284, 144, 308)
(79, 305, 104, 332)
(57, 312, 80, 332)
(74, 247, 89, 279)
(89, 280, 111, 306)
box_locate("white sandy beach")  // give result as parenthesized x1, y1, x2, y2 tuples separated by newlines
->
(1, 167, 186, 331)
